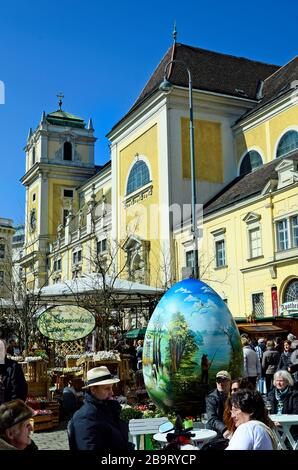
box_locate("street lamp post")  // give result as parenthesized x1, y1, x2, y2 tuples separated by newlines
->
(159, 60, 199, 279)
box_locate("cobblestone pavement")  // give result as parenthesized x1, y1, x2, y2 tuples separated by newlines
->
(32, 421, 69, 450)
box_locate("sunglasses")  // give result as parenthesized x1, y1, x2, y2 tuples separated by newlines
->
(216, 377, 229, 383)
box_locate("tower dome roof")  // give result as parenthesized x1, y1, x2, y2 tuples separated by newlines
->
(46, 110, 85, 128)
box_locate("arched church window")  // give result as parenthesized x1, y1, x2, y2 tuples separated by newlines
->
(283, 279, 298, 303)
(276, 130, 298, 158)
(239, 151, 263, 176)
(63, 141, 72, 161)
(126, 160, 150, 195)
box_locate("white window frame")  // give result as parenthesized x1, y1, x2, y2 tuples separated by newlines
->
(211, 228, 226, 268)
(274, 213, 298, 251)
(72, 248, 82, 265)
(97, 238, 107, 254)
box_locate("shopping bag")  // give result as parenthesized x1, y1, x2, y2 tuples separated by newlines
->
(257, 377, 267, 395)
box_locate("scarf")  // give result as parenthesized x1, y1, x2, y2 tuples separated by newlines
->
(275, 386, 289, 402)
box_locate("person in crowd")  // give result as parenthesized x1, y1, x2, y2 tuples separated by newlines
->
(205, 370, 231, 440)
(6, 340, 17, 357)
(287, 333, 298, 350)
(255, 338, 266, 361)
(242, 338, 261, 387)
(226, 390, 277, 450)
(136, 340, 143, 370)
(0, 340, 27, 405)
(267, 370, 298, 415)
(62, 380, 80, 420)
(277, 340, 292, 371)
(290, 348, 298, 383)
(68, 366, 133, 451)
(262, 340, 280, 393)
(0, 399, 34, 450)
(274, 337, 284, 355)
(223, 378, 256, 436)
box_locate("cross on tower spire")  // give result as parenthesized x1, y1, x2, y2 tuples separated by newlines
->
(57, 92, 64, 110)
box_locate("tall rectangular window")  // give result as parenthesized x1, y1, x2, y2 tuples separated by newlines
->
(292, 215, 298, 247)
(63, 209, 69, 226)
(0, 271, 4, 284)
(252, 292, 264, 317)
(0, 244, 5, 259)
(215, 240, 226, 267)
(277, 219, 289, 251)
(73, 250, 82, 264)
(97, 239, 107, 254)
(249, 227, 262, 258)
(185, 251, 194, 268)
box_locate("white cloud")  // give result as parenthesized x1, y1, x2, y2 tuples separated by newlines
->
(201, 286, 214, 294)
(175, 287, 191, 294)
(184, 294, 198, 302)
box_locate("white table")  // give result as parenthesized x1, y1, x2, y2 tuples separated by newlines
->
(153, 429, 217, 449)
(269, 414, 298, 450)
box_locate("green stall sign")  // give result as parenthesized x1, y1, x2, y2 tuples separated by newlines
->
(37, 305, 95, 341)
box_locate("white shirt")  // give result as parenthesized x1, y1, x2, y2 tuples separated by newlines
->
(226, 421, 273, 450)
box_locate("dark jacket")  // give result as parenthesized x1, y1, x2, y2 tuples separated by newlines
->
(277, 352, 292, 371)
(267, 387, 298, 414)
(0, 357, 27, 404)
(69, 392, 131, 451)
(205, 389, 227, 436)
(262, 349, 280, 375)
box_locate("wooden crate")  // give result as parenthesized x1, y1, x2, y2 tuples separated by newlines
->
(27, 381, 48, 398)
(33, 414, 53, 432)
(21, 360, 48, 382)
(66, 358, 78, 368)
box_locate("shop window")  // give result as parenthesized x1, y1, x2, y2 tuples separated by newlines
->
(284, 279, 298, 303)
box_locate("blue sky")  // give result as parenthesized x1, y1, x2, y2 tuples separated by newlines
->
(0, 0, 297, 224)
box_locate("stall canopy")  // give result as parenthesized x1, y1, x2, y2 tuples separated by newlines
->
(237, 323, 288, 337)
(124, 327, 147, 339)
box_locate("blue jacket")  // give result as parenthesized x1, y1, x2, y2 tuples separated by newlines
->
(69, 392, 131, 451)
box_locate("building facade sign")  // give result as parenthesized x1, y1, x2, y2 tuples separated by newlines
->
(279, 301, 298, 316)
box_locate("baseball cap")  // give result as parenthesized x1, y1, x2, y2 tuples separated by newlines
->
(216, 370, 231, 380)
(287, 334, 296, 342)
(258, 338, 266, 344)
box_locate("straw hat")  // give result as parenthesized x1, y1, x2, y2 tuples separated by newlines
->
(82, 366, 120, 389)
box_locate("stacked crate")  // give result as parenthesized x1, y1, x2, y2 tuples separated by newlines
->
(33, 412, 53, 432)
(20, 360, 49, 398)
(47, 401, 60, 427)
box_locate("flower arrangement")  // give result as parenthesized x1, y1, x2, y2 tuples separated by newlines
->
(120, 405, 143, 422)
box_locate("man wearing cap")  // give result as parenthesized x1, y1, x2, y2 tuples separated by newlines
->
(68, 366, 133, 451)
(0, 399, 33, 450)
(0, 339, 27, 405)
(205, 370, 232, 442)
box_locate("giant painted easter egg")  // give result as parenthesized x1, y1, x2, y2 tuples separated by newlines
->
(143, 278, 243, 415)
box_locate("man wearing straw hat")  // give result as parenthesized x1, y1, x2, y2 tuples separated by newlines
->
(68, 366, 133, 451)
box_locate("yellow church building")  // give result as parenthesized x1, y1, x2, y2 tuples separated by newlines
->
(20, 41, 298, 321)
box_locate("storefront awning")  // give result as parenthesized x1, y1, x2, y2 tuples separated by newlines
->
(124, 327, 147, 339)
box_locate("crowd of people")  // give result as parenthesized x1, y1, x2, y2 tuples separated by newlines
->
(1, 332, 298, 451)
(203, 332, 298, 450)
